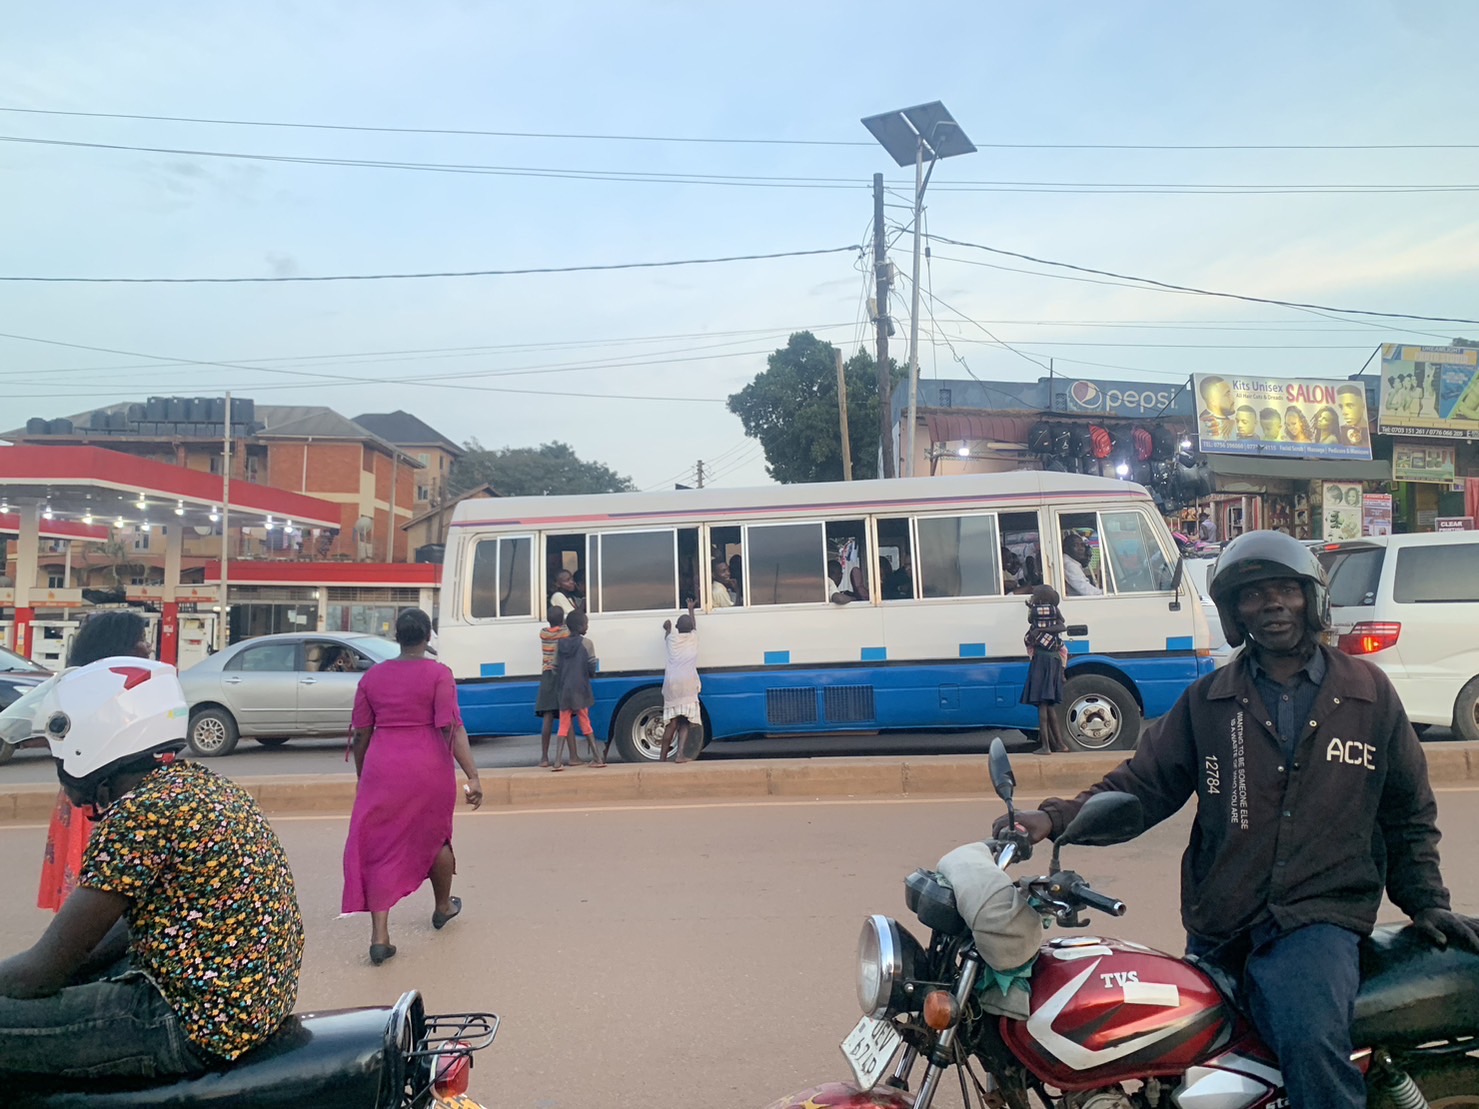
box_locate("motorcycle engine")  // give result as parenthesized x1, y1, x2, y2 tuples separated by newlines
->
(1067, 1089, 1135, 1109)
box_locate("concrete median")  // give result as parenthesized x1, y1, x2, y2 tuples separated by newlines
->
(3, 743, 1475, 822)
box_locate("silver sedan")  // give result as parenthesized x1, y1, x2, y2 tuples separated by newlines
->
(178, 632, 401, 756)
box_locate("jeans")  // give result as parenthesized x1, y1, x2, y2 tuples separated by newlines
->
(0, 963, 207, 1081)
(1188, 922, 1365, 1109)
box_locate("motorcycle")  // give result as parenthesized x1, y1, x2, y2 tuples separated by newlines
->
(766, 739, 1479, 1109)
(11, 991, 497, 1108)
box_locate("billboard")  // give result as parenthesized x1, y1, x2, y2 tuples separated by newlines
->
(1192, 374, 1372, 460)
(1378, 343, 1479, 440)
(1392, 442, 1456, 484)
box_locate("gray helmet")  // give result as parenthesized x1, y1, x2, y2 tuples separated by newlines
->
(1207, 531, 1329, 648)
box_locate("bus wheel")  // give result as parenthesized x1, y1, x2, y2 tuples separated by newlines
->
(612, 690, 707, 763)
(1060, 675, 1141, 752)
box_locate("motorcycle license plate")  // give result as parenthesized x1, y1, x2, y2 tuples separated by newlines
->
(434, 1097, 487, 1109)
(840, 1015, 902, 1091)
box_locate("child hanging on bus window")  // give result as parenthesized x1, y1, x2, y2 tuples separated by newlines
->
(659, 599, 701, 763)
(554, 609, 603, 768)
(536, 607, 573, 769)
(1020, 584, 1070, 754)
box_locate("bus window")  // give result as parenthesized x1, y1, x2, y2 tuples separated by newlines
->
(916, 515, 1002, 599)
(1000, 511, 1041, 594)
(1058, 512, 1106, 596)
(744, 521, 826, 606)
(876, 516, 914, 600)
(824, 519, 870, 601)
(594, 530, 677, 613)
(468, 535, 533, 619)
(708, 525, 743, 606)
(677, 527, 701, 606)
(1101, 511, 1176, 593)
(547, 532, 588, 609)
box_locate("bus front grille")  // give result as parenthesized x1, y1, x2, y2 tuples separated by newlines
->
(824, 685, 876, 724)
(766, 688, 819, 725)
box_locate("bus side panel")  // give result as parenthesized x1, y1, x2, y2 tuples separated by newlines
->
(457, 674, 654, 738)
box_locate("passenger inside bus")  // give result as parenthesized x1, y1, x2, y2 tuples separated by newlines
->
(1062, 530, 1104, 596)
(711, 559, 738, 607)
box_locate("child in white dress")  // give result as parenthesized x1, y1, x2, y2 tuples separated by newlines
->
(659, 599, 701, 763)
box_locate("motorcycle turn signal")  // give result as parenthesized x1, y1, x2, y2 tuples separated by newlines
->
(923, 990, 960, 1031)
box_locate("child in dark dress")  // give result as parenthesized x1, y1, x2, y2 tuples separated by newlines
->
(1020, 584, 1070, 754)
(554, 609, 604, 768)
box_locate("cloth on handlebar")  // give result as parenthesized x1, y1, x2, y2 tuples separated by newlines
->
(936, 842, 1044, 1019)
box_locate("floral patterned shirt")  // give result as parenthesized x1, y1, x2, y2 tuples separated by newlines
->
(79, 761, 304, 1060)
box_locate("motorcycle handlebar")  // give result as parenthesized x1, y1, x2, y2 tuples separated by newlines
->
(1069, 881, 1127, 917)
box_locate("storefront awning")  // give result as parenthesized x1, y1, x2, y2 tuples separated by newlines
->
(1208, 455, 1393, 482)
(922, 412, 1034, 444)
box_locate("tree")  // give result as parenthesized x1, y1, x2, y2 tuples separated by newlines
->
(449, 440, 636, 498)
(727, 331, 898, 484)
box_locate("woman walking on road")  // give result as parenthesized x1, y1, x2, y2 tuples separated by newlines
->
(343, 608, 483, 965)
(32, 611, 152, 911)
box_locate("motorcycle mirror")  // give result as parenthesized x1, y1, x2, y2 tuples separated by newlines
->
(988, 737, 1016, 805)
(1056, 792, 1144, 849)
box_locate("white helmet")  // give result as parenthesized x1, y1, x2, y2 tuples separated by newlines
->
(0, 658, 187, 784)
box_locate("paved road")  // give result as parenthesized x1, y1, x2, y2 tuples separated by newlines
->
(0, 728, 1045, 784)
(0, 723, 1459, 785)
(2, 787, 1476, 1107)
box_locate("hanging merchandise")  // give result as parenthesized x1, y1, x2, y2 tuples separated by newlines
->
(1133, 427, 1154, 462)
(1052, 427, 1074, 458)
(1151, 424, 1177, 461)
(1090, 425, 1113, 459)
(1068, 427, 1091, 462)
(1028, 421, 1053, 454)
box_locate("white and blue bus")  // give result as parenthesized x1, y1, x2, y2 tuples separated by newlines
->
(437, 472, 1216, 760)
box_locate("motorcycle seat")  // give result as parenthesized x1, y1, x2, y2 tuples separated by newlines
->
(1351, 924, 1479, 1048)
(9, 996, 417, 1109)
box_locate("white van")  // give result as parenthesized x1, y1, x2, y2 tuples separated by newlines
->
(1317, 532, 1479, 740)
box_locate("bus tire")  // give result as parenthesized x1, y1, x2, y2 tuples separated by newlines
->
(612, 689, 706, 764)
(1060, 674, 1140, 752)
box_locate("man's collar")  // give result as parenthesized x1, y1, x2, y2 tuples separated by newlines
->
(1247, 642, 1327, 685)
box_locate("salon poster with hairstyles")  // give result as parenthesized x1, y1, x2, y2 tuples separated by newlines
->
(1322, 482, 1365, 541)
(1193, 375, 1374, 460)
(1379, 343, 1479, 440)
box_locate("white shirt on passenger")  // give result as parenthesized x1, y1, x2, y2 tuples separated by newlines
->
(1064, 557, 1103, 597)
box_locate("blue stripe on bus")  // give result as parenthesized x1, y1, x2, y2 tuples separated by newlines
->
(479, 662, 506, 678)
(1166, 635, 1195, 651)
(1067, 641, 1090, 655)
(763, 650, 791, 665)
(958, 643, 987, 658)
(861, 647, 887, 662)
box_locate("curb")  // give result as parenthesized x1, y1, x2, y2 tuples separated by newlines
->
(3, 743, 1476, 822)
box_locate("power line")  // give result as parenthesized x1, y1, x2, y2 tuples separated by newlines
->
(7, 106, 1479, 152)
(0, 243, 861, 284)
(928, 235, 1479, 327)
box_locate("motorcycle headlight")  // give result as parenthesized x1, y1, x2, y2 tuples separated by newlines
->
(856, 915, 923, 1018)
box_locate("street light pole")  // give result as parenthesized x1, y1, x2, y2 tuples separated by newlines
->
(904, 139, 926, 478)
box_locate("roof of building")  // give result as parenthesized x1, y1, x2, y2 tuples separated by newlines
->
(351, 411, 463, 455)
(403, 482, 499, 531)
(1, 402, 422, 465)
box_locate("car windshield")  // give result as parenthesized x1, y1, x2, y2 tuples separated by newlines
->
(353, 637, 401, 663)
(0, 646, 47, 674)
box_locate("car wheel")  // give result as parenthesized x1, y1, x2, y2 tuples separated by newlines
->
(254, 737, 291, 748)
(0, 741, 13, 765)
(1060, 674, 1141, 752)
(612, 689, 706, 764)
(1454, 677, 1479, 744)
(188, 708, 240, 757)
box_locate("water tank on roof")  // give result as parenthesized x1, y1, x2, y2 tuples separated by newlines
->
(25, 417, 48, 435)
(93, 410, 115, 433)
(125, 404, 145, 425)
(166, 397, 187, 422)
(146, 397, 167, 422)
(48, 418, 73, 435)
(207, 397, 226, 422)
(108, 410, 129, 431)
(231, 397, 255, 423)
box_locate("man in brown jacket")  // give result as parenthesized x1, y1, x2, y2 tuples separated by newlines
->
(1000, 530, 1478, 1109)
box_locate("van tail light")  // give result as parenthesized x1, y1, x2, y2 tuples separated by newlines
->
(433, 1043, 472, 1098)
(1337, 622, 1401, 655)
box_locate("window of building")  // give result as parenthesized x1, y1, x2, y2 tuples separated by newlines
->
(418, 453, 430, 466)
(916, 514, 1002, 599)
(132, 529, 151, 551)
(744, 522, 827, 606)
(1394, 542, 1479, 603)
(468, 535, 534, 619)
(416, 483, 431, 502)
(47, 574, 66, 589)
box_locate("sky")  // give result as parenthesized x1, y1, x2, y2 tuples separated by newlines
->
(3, 1, 1478, 490)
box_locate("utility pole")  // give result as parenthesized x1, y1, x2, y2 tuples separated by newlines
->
(218, 392, 231, 652)
(695, 460, 705, 489)
(904, 139, 925, 479)
(872, 173, 894, 479)
(836, 347, 853, 481)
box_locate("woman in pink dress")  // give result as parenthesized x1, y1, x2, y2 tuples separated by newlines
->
(343, 608, 483, 965)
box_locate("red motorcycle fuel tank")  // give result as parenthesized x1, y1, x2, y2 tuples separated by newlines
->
(1000, 936, 1235, 1091)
